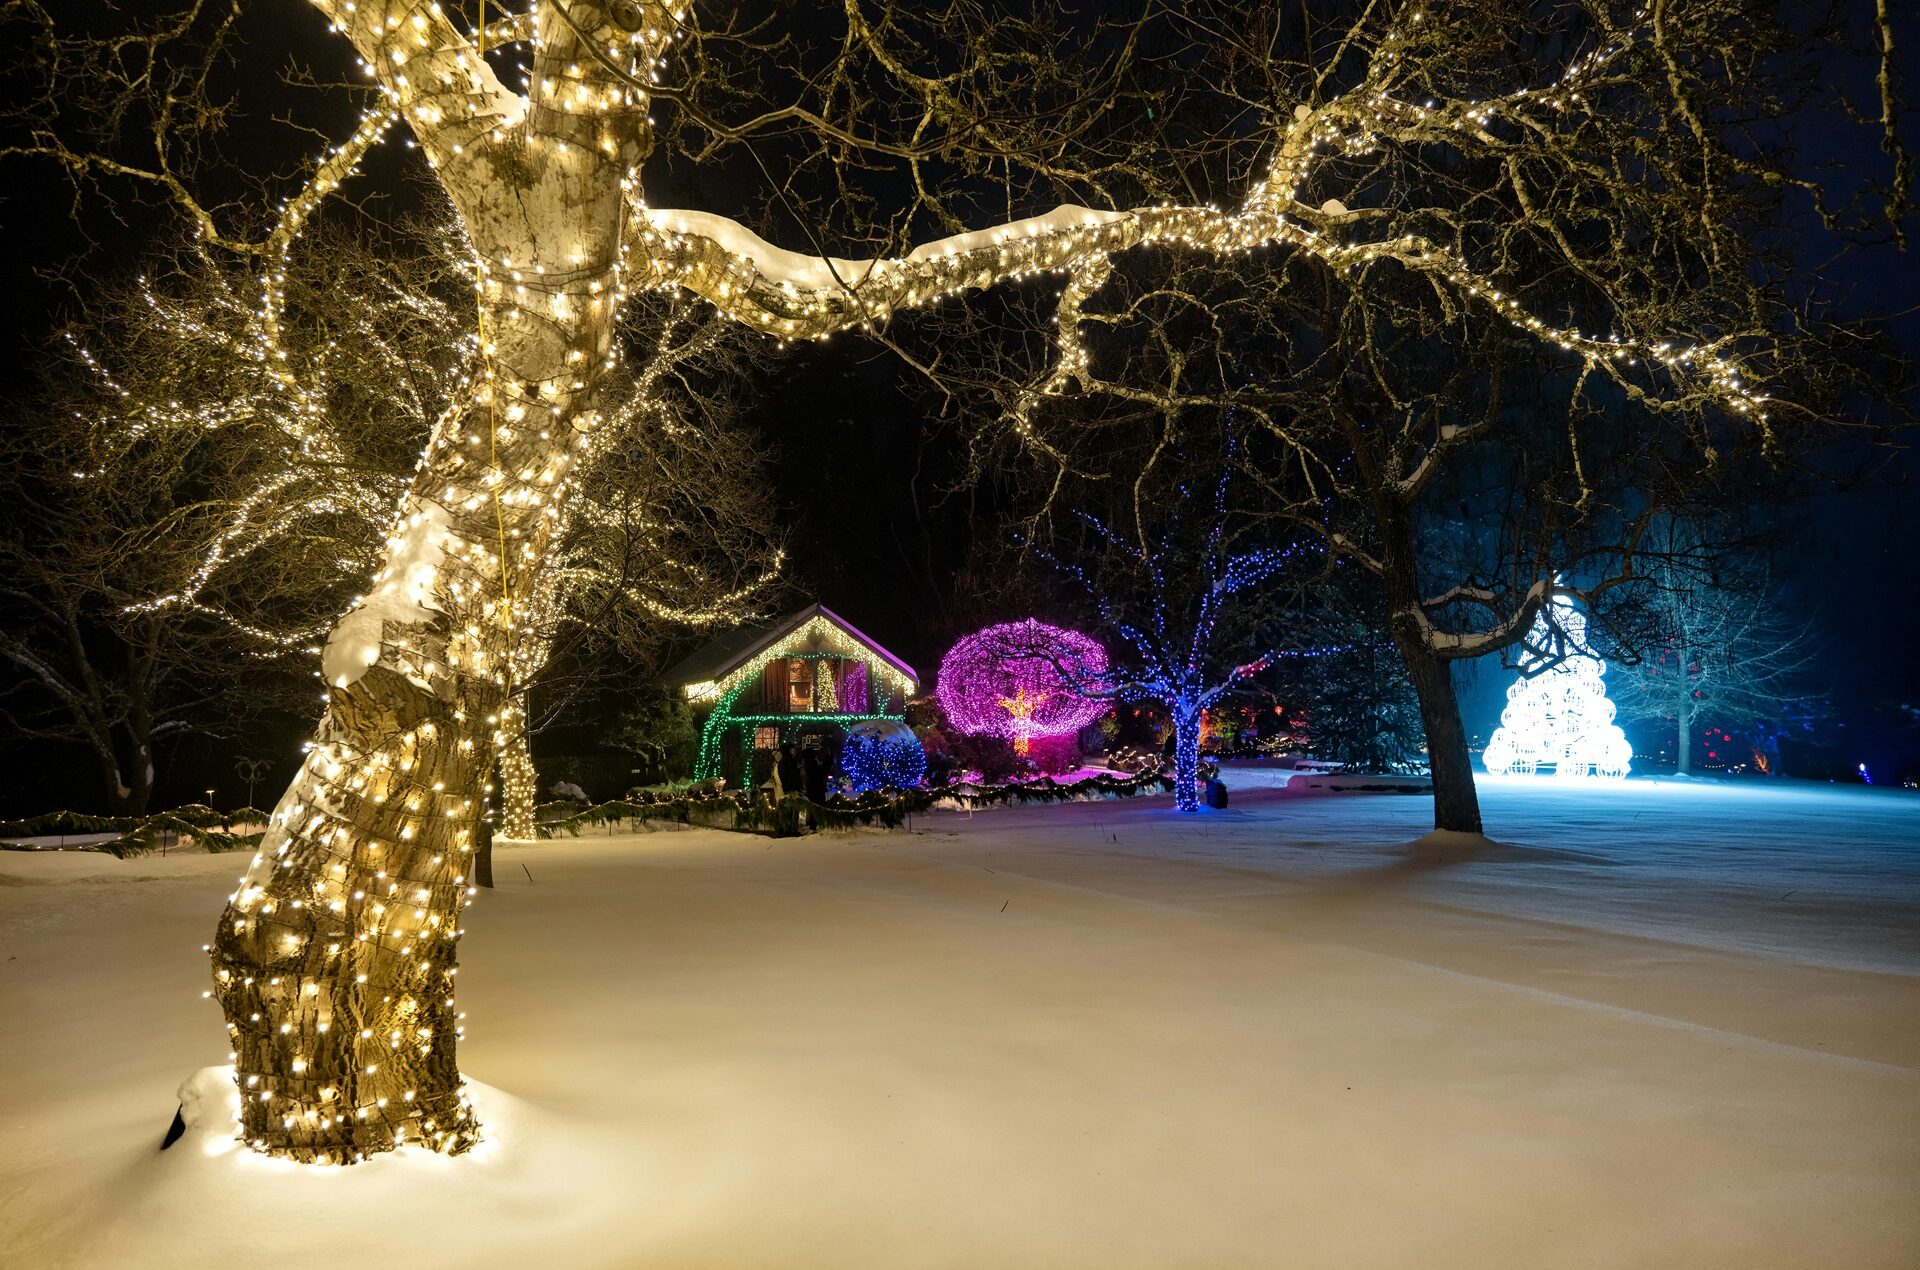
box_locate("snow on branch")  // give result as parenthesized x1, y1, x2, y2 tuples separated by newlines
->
(631, 11, 1775, 442)
(1400, 577, 1553, 661)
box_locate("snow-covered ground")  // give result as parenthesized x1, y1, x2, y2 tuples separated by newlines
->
(2, 775, 1916, 1268)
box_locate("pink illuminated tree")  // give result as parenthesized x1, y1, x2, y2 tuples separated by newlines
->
(936, 621, 1109, 761)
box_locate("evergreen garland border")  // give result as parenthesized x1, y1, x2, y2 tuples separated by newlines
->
(536, 769, 1173, 839)
(0, 804, 270, 858)
(0, 770, 1175, 859)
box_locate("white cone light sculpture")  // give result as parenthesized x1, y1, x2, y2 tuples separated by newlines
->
(1483, 595, 1633, 780)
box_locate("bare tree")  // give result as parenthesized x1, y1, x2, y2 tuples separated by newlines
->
(939, 4, 1910, 833)
(3, 0, 1900, 1160)
(0, 421, 249, 816)
(1609, 530, 1827, 775)
(0, 222, 452, 812)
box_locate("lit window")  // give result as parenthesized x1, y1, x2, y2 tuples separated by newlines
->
(787, 659, 813, 712)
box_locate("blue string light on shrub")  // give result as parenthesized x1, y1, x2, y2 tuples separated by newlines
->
(837, 721, 928, 793)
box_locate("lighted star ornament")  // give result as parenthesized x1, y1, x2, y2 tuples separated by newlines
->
(996, 686, 1050, 756)
(1483, 596, 1632, 780)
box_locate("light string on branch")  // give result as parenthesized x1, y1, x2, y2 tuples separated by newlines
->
(169, 0, 1795, 1167)
(169, 0, 1767, 675)
(624, 9, 1767, 442)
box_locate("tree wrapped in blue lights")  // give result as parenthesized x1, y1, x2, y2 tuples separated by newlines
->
(1034, 434, 1345, 811)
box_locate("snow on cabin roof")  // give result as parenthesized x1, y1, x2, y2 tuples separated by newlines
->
(663, 604, 919, 694)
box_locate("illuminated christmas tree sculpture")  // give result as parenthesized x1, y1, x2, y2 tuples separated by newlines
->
(1482, 596, 1633, 780)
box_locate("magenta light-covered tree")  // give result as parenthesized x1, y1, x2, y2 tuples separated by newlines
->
(936, 621, 1109, 761)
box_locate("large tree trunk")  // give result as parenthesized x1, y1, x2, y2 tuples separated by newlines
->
(209, 432, 604, 1158)
(1333, 382, 1484, 837)
(1399, 641, 1483, 834)
(1371, 493, 1485, 835)
(65, 614, 156, 816)
(498, 727, 538, 840)
(208, 32, 635, 1156)
(207, 401, 593, 1161)
(121, 646, 159, 815)
(96, 739, 152, 817)
(93, 709, 155, 816)
(121, 738, 156, 817)
(210, 668, 489, 1162)
(1170, 701, 1204, 812)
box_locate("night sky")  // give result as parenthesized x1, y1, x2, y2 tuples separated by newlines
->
(1, 2, 1916, 817)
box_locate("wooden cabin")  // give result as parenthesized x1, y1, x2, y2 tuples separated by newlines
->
(667, 604, 918, 788)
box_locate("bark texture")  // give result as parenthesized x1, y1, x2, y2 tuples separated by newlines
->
(208, 0, 646, 1159)
(1399, 641, 1482, 834)
(210, 667, 488, 1161)
(499, 730, 539, 840)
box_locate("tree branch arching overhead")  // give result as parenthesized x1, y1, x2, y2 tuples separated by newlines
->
(2, 0, 1905, 1163)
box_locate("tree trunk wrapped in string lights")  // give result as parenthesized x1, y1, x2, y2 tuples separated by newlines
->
(208, 0, 645, 1160)
(498, 727, 540, 840)
(212, 663, 490, 1161)
(9, 0, 1899, 1162)
(212, 236, 626, 1158)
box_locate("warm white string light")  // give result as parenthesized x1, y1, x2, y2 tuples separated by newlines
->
(196, 0, 1770, 1164)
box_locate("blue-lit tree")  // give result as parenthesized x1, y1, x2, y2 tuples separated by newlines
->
(1034, 436, 1333, 811)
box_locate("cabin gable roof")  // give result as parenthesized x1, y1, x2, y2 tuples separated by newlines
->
(664, 604, 918, 699)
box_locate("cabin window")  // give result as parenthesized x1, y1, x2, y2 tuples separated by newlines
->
(754, 726, 781, 750)
(787, 659, 814, 712)
(840, 662, 868, 714)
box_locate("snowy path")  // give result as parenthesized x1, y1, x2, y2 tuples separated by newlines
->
(1, 778, 1915, 1268)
